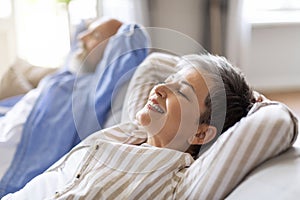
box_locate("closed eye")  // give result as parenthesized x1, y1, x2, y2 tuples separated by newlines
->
(177, 90, 190, 101)
(155, 81, 166, 85)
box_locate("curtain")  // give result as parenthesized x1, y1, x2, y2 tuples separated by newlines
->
(205, 0, 251, 69)
(225, 0, 251, 68)
(204, 0, 228, 56)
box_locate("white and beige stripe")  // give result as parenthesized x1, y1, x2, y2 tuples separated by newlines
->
(54, 140, 194, 199)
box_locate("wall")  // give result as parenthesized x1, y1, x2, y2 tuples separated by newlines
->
(0, 18, 16, 76)
(148, 0, 206, 55)
(244, 23, 300, 91)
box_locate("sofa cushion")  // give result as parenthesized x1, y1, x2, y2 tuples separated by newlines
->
(0, 59, 57, 100)
(226, 146, 300, 199)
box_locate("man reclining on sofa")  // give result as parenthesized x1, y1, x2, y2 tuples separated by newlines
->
(0, 18, 150, 197)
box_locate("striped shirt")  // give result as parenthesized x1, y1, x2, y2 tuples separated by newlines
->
(53, 140, 194, 199)
(3, 122, 194, 200)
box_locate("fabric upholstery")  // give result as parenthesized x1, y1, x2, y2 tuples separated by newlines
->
(226, 147, 300, 199)
(0, 59, 57, 100)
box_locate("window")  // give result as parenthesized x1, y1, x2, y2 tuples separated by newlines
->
(15, 0, 97, 67)
(0, 0, 11, 18)
(244, 0, 300, 24)
(68, 0, 98, 25)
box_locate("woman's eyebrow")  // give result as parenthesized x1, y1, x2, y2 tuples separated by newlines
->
(182, 81, 195, 92)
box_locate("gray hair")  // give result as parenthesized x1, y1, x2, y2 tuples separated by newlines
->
(179, 54, 255, 157)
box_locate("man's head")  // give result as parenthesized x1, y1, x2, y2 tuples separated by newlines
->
(69, 18, 122, 73)
(136, 53, 254, 157)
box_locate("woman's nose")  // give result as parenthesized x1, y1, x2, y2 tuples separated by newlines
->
(154, 84, 169, 99)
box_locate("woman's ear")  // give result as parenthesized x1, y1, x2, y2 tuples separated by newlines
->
(188, 125, 217, 145)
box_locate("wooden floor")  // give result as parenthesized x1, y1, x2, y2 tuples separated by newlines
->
(263, 91, 300, 117)
(263, 90, 300, 147)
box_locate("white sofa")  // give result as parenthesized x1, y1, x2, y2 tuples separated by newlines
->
(227, 141, 300, 199)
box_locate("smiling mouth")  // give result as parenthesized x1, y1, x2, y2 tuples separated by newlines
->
(147, 100, 165, 114)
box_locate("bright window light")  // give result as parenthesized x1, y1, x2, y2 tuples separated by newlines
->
(15, 0, 97, 67)
(244, 0, 300, 24)
(68, 0, 98, 25)
(0, 0, 11, 18)
(246, 0, 300, 11)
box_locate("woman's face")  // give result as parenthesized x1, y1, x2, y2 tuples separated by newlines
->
(136, 67, 209, 152)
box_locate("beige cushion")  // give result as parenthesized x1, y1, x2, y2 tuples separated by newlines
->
(0, 59, 57, 100)
(120, 52, 298, 199)
(0, 63, 32, 100)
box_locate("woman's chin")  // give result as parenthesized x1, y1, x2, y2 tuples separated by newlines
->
(136, 109, 151, 126)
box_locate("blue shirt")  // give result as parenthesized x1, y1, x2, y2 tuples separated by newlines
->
(0, 23, 150, 197)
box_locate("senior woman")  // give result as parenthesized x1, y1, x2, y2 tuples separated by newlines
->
(2, 54, 254, 199)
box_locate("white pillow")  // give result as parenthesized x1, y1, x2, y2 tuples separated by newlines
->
(120, 52, 298, 199)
